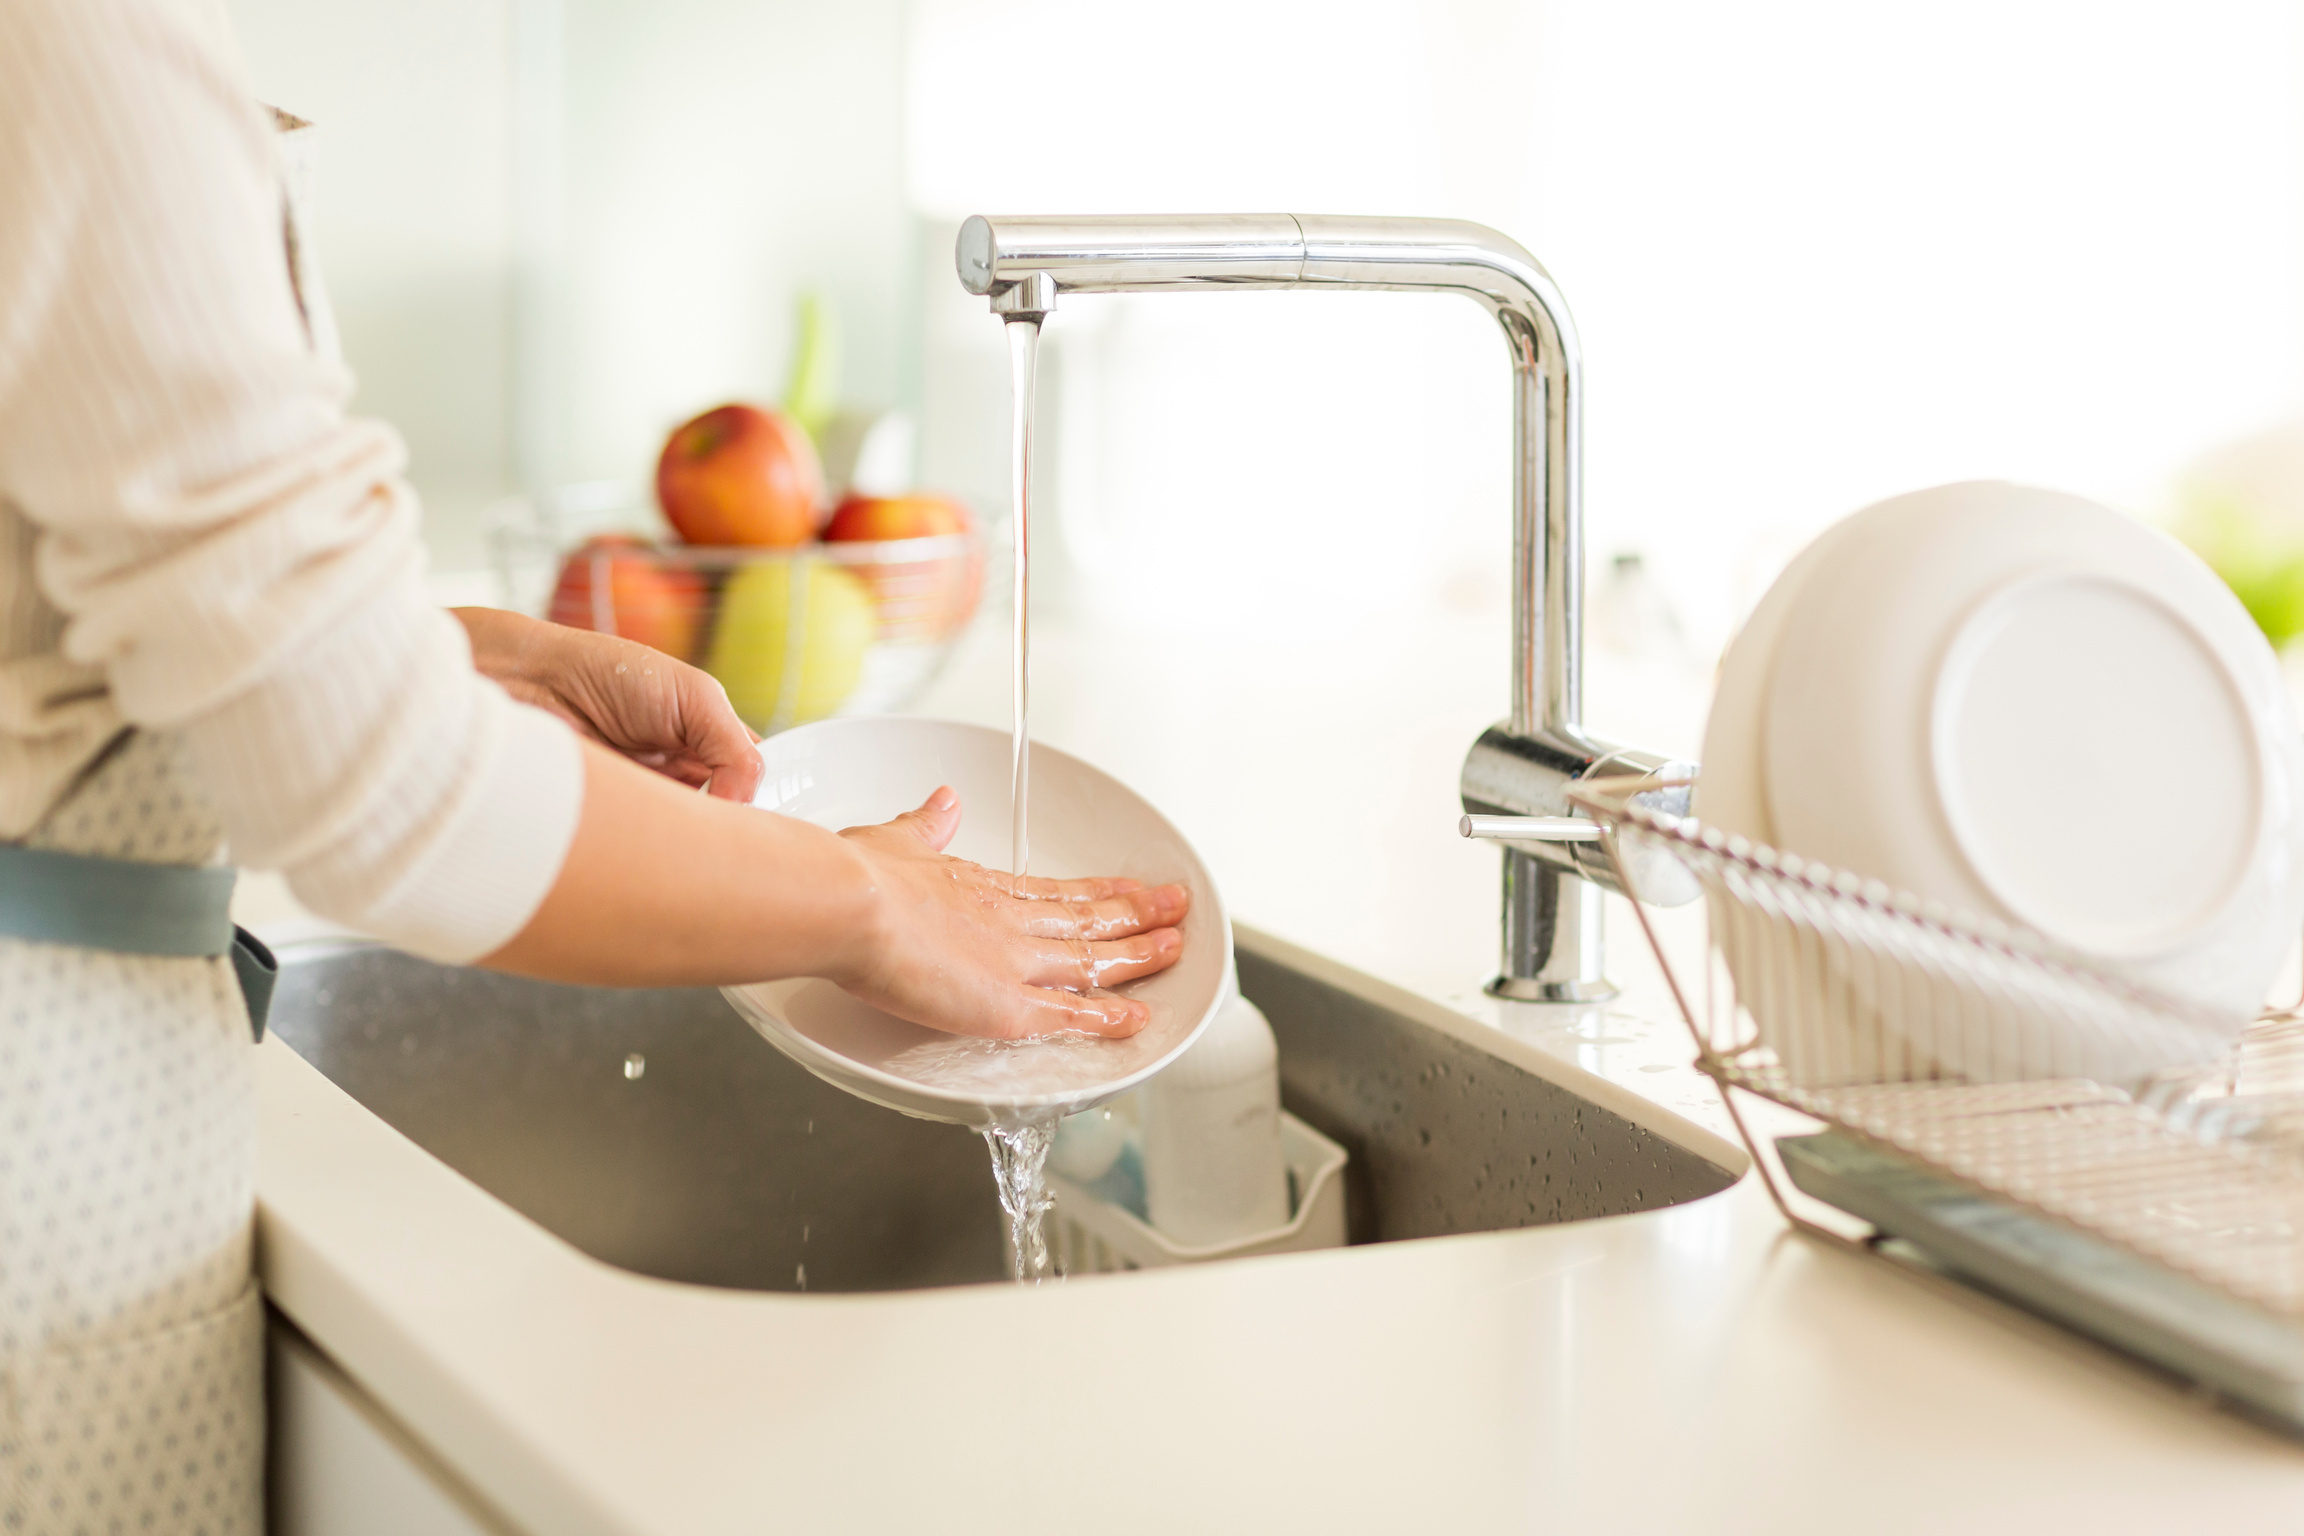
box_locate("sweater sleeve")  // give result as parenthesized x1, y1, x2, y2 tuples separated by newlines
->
(0, 0, 583, 963)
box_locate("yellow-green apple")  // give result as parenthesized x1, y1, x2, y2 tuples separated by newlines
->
(703, 557, 875, 728)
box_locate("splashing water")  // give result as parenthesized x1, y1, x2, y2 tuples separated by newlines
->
(983, 1112, 1059, 1283)
(1005, 315, 1040, 897)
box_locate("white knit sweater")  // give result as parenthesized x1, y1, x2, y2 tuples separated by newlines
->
(0, 0, 583, 963)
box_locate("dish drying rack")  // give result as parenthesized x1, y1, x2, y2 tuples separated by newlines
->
(1570, 775, 2304, 1428)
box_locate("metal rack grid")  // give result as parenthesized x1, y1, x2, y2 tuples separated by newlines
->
(1574, 777, 2304, 1323)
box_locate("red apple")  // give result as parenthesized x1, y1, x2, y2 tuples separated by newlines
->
(820, 494, 982, 639)
(821, 493, 967, 543)
(548, 536, 706, 661)
(656, 403, 824, 547)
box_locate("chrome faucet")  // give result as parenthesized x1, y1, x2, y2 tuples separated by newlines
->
(957, 214, 1687, 1002)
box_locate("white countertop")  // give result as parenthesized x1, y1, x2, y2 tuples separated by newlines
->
(254, 598, 2304, 1532)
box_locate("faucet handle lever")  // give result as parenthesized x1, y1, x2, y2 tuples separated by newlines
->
(1459, 814, 1601, 844)
(1460, 808, 1701, 912)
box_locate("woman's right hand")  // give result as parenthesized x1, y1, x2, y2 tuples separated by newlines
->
(825, 786, 1190, 1040)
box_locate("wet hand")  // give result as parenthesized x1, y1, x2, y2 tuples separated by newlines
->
(452, 608, 763, 802)
(828, 787, 1190, 1040)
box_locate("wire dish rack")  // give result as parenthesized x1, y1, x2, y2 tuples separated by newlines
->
(1572, 775, 2304, 1425)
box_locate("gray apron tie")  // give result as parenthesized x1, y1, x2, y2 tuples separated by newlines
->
(0, 843, 275, 1040)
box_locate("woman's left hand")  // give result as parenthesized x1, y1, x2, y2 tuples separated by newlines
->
(452, 608, 763, 802)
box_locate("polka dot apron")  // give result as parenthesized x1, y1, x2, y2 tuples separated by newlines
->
(0, 731, 262, 1535)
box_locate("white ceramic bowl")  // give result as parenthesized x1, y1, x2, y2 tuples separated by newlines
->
(1696, 511, 1877, 848)
(1700, 482, 2304, 1083)
(1697, 513, 1922, 1084)
(721, 716, 1231, 1127)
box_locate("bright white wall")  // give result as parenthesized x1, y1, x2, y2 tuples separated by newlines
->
(555, 0, 912, 491)
(1529, 0, 2304, 646)
(909, 0, 2304, 658)
(906, 1, 2304, 979)
(225, 0, 520, 570)
(224, 0, 915, 571)
(211, 0, 2304, 632)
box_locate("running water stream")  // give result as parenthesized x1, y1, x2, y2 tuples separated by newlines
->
(985, 312, 1057, 1283)
(1004, 313, 1040, 893)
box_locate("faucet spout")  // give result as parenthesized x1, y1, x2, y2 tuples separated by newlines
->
(961, 213, 1580, 740)
(958, 213, 1679, 1002)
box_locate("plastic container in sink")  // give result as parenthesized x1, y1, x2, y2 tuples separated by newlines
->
(1046, 1111, 1348, 1274)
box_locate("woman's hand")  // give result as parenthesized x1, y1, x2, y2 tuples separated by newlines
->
(453, 607, 762, 803)
(825, 787, 1191, 1039)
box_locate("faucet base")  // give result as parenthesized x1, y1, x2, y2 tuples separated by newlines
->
(1494, 850, 1615, 1004)
(1484, 973, 1619, 1005)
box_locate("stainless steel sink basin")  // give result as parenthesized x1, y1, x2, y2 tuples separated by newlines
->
(268, 928, 1733, 1294)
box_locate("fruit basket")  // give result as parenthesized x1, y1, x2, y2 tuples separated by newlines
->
(547, 533, 983, 733)
(491, 480, 985, 734)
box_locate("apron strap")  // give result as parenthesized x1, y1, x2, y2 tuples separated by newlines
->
(230, 926, 277, 1042)
(0, 844, 273, 1041)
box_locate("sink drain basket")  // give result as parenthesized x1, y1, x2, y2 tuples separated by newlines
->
(1046, 1111, 1347, 1274)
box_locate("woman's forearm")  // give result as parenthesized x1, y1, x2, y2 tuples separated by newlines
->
(480, 738, 1193, 1040)
(480, 740, 879, 987)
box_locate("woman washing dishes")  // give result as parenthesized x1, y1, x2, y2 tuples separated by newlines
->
(0, 2, 1188, 1529)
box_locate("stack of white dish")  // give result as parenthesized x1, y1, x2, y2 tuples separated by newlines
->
(1697, 481, 2304, 1087)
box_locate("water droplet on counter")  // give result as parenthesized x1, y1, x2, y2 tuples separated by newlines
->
(795, 1263, 807, 1291)
(624, 1053, 646, 1081)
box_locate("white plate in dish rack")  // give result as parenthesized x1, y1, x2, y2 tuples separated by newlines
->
(722, 716, 1231, 1127)
(1697, 482, 2304, 1084)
